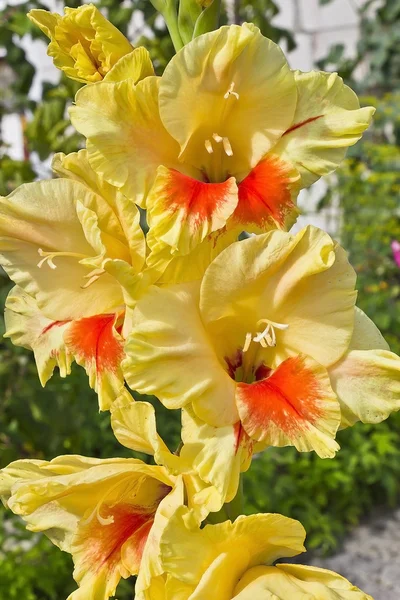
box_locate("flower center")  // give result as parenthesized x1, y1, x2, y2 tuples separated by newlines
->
(243, 318, 289, 352)
(203, 82, 238, 159)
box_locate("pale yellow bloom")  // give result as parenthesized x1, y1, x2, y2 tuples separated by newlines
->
(0, 455, 179, 600)
(123, 226, 400, 496)
(28, 4, 141, 83)
(1, 150, 145, 409)
(70, 24, 374, 276)
(0, 392, 223, 600)
(140, 508, 372, 600)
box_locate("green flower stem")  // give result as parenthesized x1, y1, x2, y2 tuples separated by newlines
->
(149, 0, 184, 52)
(164, 4, 185, 52)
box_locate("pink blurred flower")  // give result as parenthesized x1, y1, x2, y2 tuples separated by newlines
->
(391, 240, 400, 268)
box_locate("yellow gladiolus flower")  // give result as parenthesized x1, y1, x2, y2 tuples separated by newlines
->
(28, 4, 138, 83)
(140, 507, 372, 600)
(123, 226, 400, 495)
(1, 150, 146, 410)
(0, 458, 179, 600)
(70, 24, 374, 269)
(0, 392, 223, 600)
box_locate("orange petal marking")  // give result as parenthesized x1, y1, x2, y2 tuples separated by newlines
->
(41, 319, 71, 335)
(233, 421, 254, 461)
(78, 504, 154, 577)
(76, 481, 172, 582)
(64, 313, 124, 377)
(159, 168, 237, 228)
(235, 155, 297, 229)
(236, 356, 324, 442)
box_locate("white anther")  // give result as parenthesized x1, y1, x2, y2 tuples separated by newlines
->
(243, 332, 252, 353)
(81, 268, 106, 289)
(205, 139, 213, 154)
(211, 133, 233, 156)
(223, 137, 233, 157)
(224, 82, 239, 100)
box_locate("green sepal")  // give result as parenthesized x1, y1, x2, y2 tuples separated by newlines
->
(193, 0, 221, 38)
(149, 0, 184, 52)
(178, 0, 202, 44)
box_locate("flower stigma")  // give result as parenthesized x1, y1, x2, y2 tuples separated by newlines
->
(37, 248, 87, 269)
(224, 81, 239, 100)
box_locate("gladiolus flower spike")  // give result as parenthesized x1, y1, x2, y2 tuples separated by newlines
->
(0, 3, 396, 600)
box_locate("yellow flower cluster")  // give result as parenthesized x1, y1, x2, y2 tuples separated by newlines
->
(0, 5, 397, 599)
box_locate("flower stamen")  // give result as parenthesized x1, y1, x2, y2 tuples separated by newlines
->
(81, 267, 106, 289)
(224, 82, 239, 100)
(243, 332, 252, 353)
(205, 139, 213, 154)
(212, 133, 233, 156)
(243, 318, 289, 352)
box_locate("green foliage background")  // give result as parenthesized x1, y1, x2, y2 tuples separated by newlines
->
(0, 0, 400, 598)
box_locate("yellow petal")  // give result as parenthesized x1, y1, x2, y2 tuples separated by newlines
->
(200, 225, 357, 370)
(160, 508, 305, 590)
(0, 179, 124, 320)
(2, 454, 176, 600)
(53, 150, 146, 272)
(52, 149, 118, 207)
(113, 383, 226, 522)
(236, 355, 341, 458)
(0, 459, 50, 507)
(69, 76, 182, 206)
(29, 5, 133, 84)
(111, 390, 181, 471)
(146, 166, 238, 256)
(4, 286, 73, 386)
(273, 70, 375, 188)
(104, 47, 154, 83)
(329, 307, 400, 427)
(135, 477, 186, 599)
(232, 154, 300, 233)
(63, 312, 125, 410)
(159, 24, 296, 181)
(233, 564, 373, 599)
(145, 228, 239, 286)
(123, 282, 237, 424)
(28, 9, 59, 37)
(181, 407, 253, 504)
(5, 284, 126, 410)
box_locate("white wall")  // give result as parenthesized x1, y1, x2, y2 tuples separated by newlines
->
(272, 0, 366, 235)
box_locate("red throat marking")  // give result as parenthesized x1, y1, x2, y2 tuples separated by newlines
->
(236, 356, 324, 440)
(161, 168, 236, 228)
(235, 156, 296, 229)
(65, 313, 124, 375)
